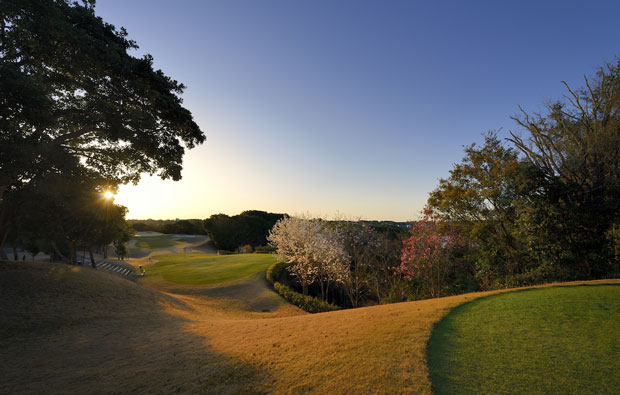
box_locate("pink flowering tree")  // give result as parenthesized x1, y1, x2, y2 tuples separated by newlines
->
(398, 210, 463, 298)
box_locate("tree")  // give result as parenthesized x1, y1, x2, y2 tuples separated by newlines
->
(427, 132, 532, 286)
(312, 224, 349, 302)
(398, 210, 464, 298)
(268, 216, 323, 295)
(360, 230, 403, 304)
(0, 0, 205, 251)
(204, 211, 286, 251)
(8, 166, 132, 265)
(509, 60, 620, 278)
(331, 223, 385, 307)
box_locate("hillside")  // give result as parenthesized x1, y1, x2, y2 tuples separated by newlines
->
(1, 260, 618, 393)
(0, 261, 264, 393)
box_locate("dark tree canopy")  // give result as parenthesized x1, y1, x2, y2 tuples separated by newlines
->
(0, 0, 204, 194)
(428, 60, 620, 288)
(204, 211, 286, 252)
(0, 0, 205, 255)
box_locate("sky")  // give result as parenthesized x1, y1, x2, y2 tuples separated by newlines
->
(95, 0, 620, 221)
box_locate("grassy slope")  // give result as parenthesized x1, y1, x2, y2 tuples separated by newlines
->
(428, 285, 620, 394)
(146, 253, 278, 285)
(2, 260, 619, 393)
(134, 234, 175, 249)
(0, 261, 267, 394)
(128, 233, 208, 257)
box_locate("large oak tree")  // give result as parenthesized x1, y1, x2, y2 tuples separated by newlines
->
(0, 0, 205, 250)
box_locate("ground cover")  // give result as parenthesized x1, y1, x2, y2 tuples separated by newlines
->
(2, 259, 618, 393)
(145, 253, 278, 285)
(134, 235, 174, 249)
(427, 285, 620, 394)
(128, 233, 209, 257)
(0, 261, 265, 394)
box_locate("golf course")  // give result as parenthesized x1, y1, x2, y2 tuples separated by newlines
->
(1, 234, 618, 394)
(4, 1, 620, 393)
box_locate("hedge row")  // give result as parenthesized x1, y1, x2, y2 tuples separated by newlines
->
(272, 282, 340, 313)
(266, 261, 288, 284)
(265, 262, 340, 313)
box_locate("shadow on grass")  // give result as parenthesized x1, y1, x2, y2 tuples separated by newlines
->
(0, 261, 270, 393)
(150, 273, 285, 314)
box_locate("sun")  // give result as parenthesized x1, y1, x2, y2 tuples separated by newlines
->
(104, 191, 114, 199)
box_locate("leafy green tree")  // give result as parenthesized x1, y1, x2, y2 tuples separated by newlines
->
(162, 220, 206, 235)
(509, 60, 620, 278)
(427, 132, 532, 287)
(0, 0, 205, 250)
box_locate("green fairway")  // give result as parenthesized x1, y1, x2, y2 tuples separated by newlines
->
(147, 253, 279, 285)
(131, 233, 208, 252)
(134, 234, 175, 249)
(428, 284, 620, 394)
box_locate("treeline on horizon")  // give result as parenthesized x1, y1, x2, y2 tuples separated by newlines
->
(128, 211, 285, 252)
(129, 211, 286, 252)
(129, 213, 410, 254)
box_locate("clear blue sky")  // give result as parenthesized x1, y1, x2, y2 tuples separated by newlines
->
(95, 0, 620, 221)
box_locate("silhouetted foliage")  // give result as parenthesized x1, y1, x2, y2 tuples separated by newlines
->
(204, 210, 286, 252)
(0, 0, 204, 256)
(428, 60, 620, 289)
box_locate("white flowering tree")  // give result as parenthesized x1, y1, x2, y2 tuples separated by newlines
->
(268, 215, 349, 299)
(268, 215, 321, 295)
(269, 216, 402, 306)
(313, 225, 349, 301)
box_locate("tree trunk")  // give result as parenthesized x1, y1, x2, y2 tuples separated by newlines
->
(325, 280, 331, 304)
(0, 225, 8, 260)
(12, 245, 18, 260)
(89, 247, 96, 268)
(0, 195, 11, 256)
(70, 244, 77, 265)
(50, 241, 68, 262)
(302, 282, 308, 295)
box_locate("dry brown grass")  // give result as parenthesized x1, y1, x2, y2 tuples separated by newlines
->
(2, 260, 618, 394)
(0, 261, 267, 394)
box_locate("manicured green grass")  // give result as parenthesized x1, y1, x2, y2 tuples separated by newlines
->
(134, 234, 175, 249)
(428, 285, 620, 394)
(133, 234, 207, 250)
(147, 253, 279, 285)
(173, 235, 204, 243)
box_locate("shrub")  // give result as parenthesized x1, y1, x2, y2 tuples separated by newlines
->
(266, 261, 289, 284)
(266, 261, 340, 313)
(254, 245, 276, 253)
(272, 282, 340, 313)
(239, 244, 253, 253)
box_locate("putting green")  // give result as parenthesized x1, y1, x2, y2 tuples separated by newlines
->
(428, 284, 620, 394)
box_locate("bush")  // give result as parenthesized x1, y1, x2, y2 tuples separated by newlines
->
(239, 244, 253, 253)
(254, 245, 276, 253)
(266, 261, 340, 313)
(266, 261, 289, 284)
(272, 282, 340, 313)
